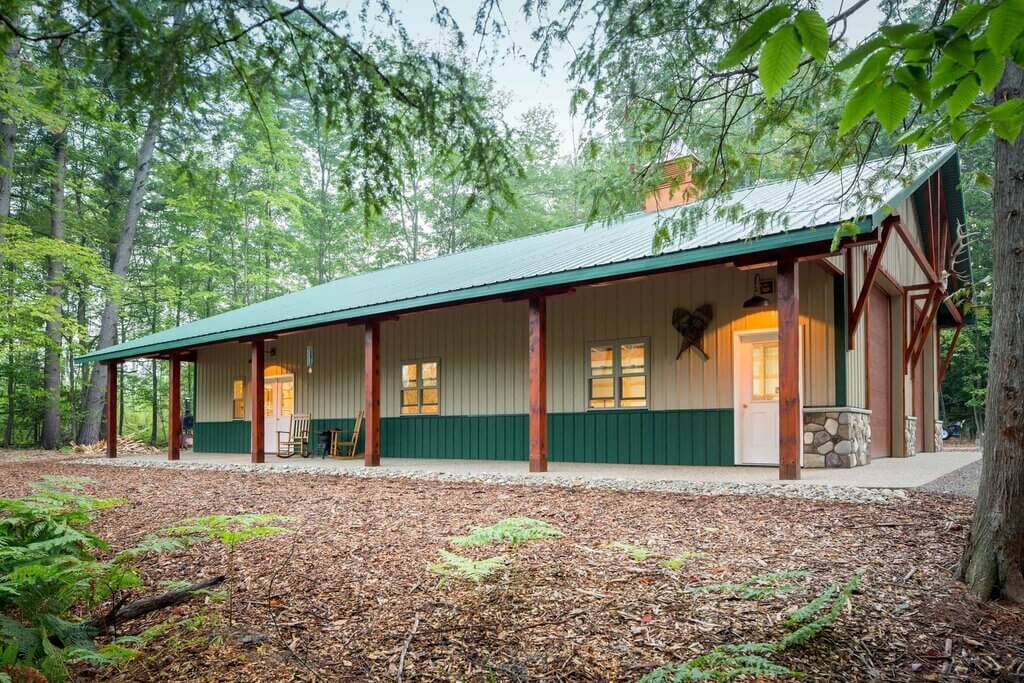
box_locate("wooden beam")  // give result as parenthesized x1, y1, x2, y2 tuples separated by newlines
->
(528, 295, 548, 473)
(893, 220, 941, 284)
(106, 361, 118, 458)
(848, 216, 897, 348)
(168, 354, 181, 461)
(905, 293, 930, 372)
(250, 339, 265, 463)
(364, 320, 381, 467)
(777, 258, 801, 481)
(911, 287, 943, 367)
(845, 249, 854, 350)
(939, 325, 962, 386)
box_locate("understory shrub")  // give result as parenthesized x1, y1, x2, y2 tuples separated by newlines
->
(0, 476, 288, 682)
(431, 517, 562, 585)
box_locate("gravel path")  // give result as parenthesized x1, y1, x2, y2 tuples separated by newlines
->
(83, 455, 909, 504)
(917, 458, 983, 498)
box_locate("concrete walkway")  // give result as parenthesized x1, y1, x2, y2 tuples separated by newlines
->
(119, 449, 981, 489)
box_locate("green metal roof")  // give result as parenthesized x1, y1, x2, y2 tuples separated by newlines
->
(78, 145, 961, 363)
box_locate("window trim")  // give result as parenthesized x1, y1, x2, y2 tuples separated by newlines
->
(399, 358, 441, 416)
(585, 338, 650, 411)
(232, 377, 246, 420)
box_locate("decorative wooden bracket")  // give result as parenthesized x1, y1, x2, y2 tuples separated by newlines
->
(847, 215, 898, 350)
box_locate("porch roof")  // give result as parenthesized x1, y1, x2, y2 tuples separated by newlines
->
(79, 145, 963, 364)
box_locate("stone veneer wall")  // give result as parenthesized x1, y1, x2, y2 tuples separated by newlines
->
(803, 407, 871, 468)
(904, 416, 917, 457)
(934, 421, 944, 452)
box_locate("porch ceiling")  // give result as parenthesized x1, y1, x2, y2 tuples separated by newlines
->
(78, 146, 961, 364)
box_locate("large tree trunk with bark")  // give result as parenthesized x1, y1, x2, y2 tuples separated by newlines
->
(958, 62, 1024, 604)
(0, 37, 17, 222)
(77, 111, 163, 444)
(41, 129, 67, 449)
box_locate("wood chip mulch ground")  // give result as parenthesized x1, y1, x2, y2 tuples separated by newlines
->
(1, 454, 1022, 682)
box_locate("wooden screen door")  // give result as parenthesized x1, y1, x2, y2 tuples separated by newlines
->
(735, 332, 781, 465)
(263, 375, 294, 454)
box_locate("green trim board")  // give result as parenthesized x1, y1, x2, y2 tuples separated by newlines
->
(192, 410, 736, 466)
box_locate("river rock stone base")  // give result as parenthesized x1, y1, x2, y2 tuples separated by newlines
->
(803, 407, 871, 468)
(904, 416, 918, 457)
(934, 421, 944, 452)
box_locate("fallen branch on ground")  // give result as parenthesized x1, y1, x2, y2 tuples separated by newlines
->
(87, 575, 226, 634)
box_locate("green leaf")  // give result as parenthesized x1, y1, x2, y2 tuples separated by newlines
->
(759, 25, 803, 99)
(930, 53, 969, 90)
(987, 0, 1024, 55)
(975, 50, 1005, 92)
(794, 10, 829, 62)
(850, 48, 894, 88)
(974, 169, 993, 187)
(950, 116, 969, 140)
(989, 97, 1024, 141)
(836, 36, 889, 71)
(838, 83, 878, 134)
(894, 65, 932, 103)
(947, 75, 980, 117)
(874, 82, 911, 132)
(945, 3, 990, 31)
(718, 6, 794, 69)
(879, 23, 917, 42)
(944, 36, 976, 66)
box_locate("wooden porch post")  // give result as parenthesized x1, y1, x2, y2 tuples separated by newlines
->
(364, 320, 381, 466)
(168, 354, 181, 460)
(777, 258, 801, 481)
(250, 339, 265, 463)
(528, 295, 547, 473)
(105, 361, 117, 458)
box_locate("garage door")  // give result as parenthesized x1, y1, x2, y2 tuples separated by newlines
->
(867, 286, 892, 458)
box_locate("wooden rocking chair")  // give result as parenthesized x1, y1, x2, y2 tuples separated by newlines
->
(276, 414, 311, 458)
(330, 411, 364, 459)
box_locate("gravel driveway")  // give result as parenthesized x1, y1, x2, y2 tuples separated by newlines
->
(917, 458, 982, 497)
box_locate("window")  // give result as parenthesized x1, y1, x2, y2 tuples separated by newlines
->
(232, 378, 245, 419)
(588, 340, 649, 409)
(401, 360, 440, 414)
(751, 341, 779, 401)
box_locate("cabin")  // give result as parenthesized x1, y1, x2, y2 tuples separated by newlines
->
(78, 145, 972, 480)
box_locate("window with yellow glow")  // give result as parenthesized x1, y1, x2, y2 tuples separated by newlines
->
(232, 379, 245, 419)
(751, 342, 780, 401)
(587, 339, 649, 409)
(400, 360, 440, 414)
(280, 381, 294, 417)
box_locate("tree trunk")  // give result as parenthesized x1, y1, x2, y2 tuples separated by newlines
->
(0, 36, 18, 222)
(78, 110, 163, 443)
(957, 62, 1024, 603)
(41, 129, 67, 449)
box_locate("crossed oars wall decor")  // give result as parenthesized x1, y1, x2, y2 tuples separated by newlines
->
(672, 304, 713, 361)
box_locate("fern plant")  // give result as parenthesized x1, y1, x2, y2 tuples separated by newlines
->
(608, 542, 654, 562)
(658, 551, 705, 570)
(160, 514, 291, 625)
(0, 478, 137, 682)
(642, 574, 863, 681)
(450, 517, 562, 548)
(429, 551, 509, 586)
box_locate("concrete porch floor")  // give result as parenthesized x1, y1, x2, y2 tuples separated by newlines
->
(120, 449, 981, 489)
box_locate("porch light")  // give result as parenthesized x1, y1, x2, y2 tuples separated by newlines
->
(306, 345, 314, 374)
(743, 274, 773, 309)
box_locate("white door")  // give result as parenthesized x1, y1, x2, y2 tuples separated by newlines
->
(735, 333, 780, 465)
(264, 377, 294, 454)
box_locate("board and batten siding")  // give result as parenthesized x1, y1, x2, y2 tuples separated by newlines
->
(196, 260, 836, 425)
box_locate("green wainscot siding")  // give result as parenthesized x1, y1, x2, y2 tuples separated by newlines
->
(193, 421, 250, 453)
(379, 410, 734, 465)
(310, 418, 365, 456)
(194, 409, 735, 465)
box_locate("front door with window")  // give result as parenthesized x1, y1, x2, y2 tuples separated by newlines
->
(264, 376, 294, 454)
(735, 332, 780, 465)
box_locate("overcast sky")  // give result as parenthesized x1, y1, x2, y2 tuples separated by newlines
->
(338, 1, 886, 154)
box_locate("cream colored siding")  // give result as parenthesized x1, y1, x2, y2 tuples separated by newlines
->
(196, 326, 364, 422)
(380, 300, 528, 417)
(197, 262, 837, 420)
